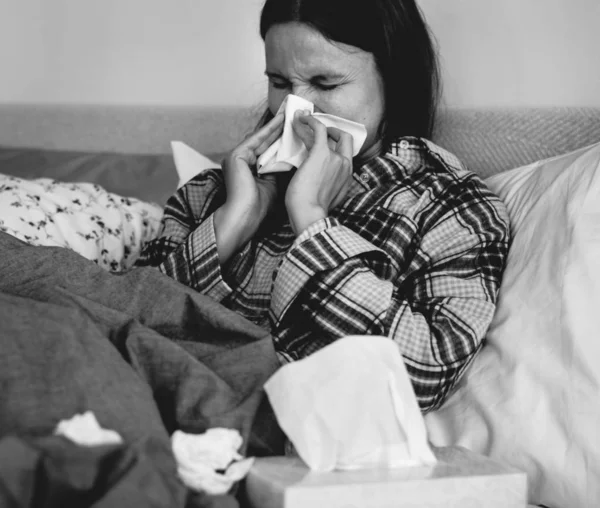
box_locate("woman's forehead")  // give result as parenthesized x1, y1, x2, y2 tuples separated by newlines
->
(265, 23, 370, 76)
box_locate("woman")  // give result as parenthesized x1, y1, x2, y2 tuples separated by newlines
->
(137, 0, 510, 413)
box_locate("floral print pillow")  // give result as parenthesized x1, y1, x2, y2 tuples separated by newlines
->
(0, 175, 163, 272)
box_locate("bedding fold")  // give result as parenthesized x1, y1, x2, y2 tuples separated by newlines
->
(0, 231, 284, 507)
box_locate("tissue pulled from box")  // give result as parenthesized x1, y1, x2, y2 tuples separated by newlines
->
(264, 335, 437, 472)
(257, 94, 368, 175)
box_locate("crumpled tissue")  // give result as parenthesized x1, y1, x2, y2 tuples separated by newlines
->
(54, 411, 123, 447)
(257, 94, 368, 174)
(171, 428, 255, 495)
(264, 335, 437, 472)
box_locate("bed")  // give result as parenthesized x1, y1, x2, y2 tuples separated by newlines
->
(1, 103, 599, 508)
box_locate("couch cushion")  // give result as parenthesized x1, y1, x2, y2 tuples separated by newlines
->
(0, 147, 178, 207)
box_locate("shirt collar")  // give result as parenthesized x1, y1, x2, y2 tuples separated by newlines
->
(350, 136, 425, 193)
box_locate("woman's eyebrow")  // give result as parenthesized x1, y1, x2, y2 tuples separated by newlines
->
(264, 70, 346, 81)
(265, 71, 285, 79)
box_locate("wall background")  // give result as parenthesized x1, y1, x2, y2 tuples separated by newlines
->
(1, 0, 599, 108)
(419, 0, 600, 108)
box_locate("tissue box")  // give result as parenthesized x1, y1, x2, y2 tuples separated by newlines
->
(244, 447, 526, 508)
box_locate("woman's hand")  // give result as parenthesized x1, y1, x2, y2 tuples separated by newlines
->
(285, 111, 354, 235)
(213, 113, 284, 264)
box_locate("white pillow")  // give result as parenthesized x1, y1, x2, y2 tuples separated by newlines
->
(0, 175, 163, 272)
(171, 141, 220, 188)
(425, 142, 600, 508)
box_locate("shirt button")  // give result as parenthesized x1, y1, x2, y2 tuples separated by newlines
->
(360, 173, 369, 182)
(399, 140, 410, 150)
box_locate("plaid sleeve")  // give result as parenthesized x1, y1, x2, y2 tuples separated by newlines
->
(271, 152, 510, 413)
(135, 169, 232, 302)
(270, 217, 391, 320)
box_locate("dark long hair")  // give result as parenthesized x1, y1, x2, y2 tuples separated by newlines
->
(259, 0, 441, 147)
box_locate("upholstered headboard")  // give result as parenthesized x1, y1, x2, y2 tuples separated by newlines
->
(434, 107, 600, 178)
(1, 104, 600, 178)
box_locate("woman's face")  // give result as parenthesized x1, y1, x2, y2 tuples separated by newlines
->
(264, 22, 385, 160)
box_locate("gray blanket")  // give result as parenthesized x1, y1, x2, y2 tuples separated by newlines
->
(0, 231, 284, 508)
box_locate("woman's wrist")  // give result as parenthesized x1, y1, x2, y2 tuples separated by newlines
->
(288, 205, 327, 236)
(213, 205, 261, 264)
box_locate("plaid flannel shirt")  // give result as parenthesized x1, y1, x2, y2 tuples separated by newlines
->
(136, 137, 510, 412)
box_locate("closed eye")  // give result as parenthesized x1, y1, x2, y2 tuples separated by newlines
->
(315, 83, 339, 91)
(265, 72, 291, 90)
(270, 80, 291, 90)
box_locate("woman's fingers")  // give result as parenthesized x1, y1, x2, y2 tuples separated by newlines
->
(285, 116, 357, 232)
(243, 112, 285, 156)
(254, 114, 285, 156)
(292, 111, 328, 151)
(327, 127, 354, 159)
(225, 112, 284, 171)
(292, 115, 354, 163)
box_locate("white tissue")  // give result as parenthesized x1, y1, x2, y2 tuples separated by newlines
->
(54, 411, 123, 447)
(264, 336, 437, 472)
(257, 94, 368, 175)
(171, 428, 255, 495)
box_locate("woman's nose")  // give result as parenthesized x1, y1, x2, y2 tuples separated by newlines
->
(290, 87, 321, 110)
(291, 86, 313, 103)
